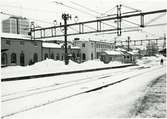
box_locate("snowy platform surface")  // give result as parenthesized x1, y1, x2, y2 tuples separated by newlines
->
(1, 55, 166, 119)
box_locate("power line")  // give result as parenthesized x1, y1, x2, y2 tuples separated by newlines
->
(52, 1, 97, 17)
(121, 4, 142, 12)
(101, 6, 116, 16)
(145, 13, 166, 25)
(70, 1, 102, 15)
(52, 1, 118, 32)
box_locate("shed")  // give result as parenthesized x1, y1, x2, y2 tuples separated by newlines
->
(100, 50, 124, 63)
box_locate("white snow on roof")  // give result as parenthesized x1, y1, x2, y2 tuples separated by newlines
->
(42, 42, 80, 49)
(1, 33, 31, 40)
(105, 50, 123, 55)
(116, 48, 126, 51)
(71, 46, 80, 49)
(42, 42, 62, 48)
(133, 46, 147, 50)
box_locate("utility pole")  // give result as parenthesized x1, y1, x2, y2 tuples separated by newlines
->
(62, 13, 71, 65)
(117, 4, 122, 36)
(30, 22, 35, 40)
(127, 36, 130, 51)
(163, 33, 166, 49)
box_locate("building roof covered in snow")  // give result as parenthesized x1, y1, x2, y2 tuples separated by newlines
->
(1, 33, 31, 40)
(104, 50, 123, 55)
(42, 42, 80, 49)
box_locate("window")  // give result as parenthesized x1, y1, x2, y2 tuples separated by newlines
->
(11, 53, 17, 64)
(56, 53, 60, 60)
(82, 53, 86, 60)
(34, 41, 38, 46)
(72, 52, 75, 59)
(1, 53, 7, 65)
(51, 53, 54, 59)
(82, 43, 85, 47)
(91, 43, 94, 48)
(33, 53, 38, 63)
(91, 53, 93, 60)
(20, 41, 24, 45)
(6, 40, 11, 45)
(44, 53, 48, 59)
(20, 52, 25, 66)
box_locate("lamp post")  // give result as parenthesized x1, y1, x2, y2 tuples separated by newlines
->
(30, 21, 35, 40)
(62, 13, 71, 65)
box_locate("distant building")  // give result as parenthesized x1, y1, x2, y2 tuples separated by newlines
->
(2, 17, 30, 35)
(100, 50, 124, 63)
(73, 38, 115, 62)
(100, 49, 136, 64)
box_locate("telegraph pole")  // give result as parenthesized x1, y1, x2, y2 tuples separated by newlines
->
(127, 36, 130, 51)
(163, 33, 166, 49)
(30, 22, 35, 40)
(117, 4, 122, 36)
(62, 13, 71, 65)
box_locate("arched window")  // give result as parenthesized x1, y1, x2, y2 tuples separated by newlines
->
(44, 53, 48, 59)
(82, 53, 86, 60)
(77, 53, 80, 58)
(1, 53, 7, 66)
(20, 52, 25, 66)
(51, 53, 54, 59)
(56, 53, 60, 60)
(11, 53, 17, 64)
(91, 53, 93, 60)
(61, 55, 64, 60)
(33, 53, 38, 63)
(72, 52, 75, 59)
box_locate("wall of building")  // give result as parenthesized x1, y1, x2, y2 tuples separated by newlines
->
(100, 53, 124, 63)
(74, 40, 96, 62)
(42, 47, 80, 62)
(1, 38, 42, 66)
(73, 40, 114, 62)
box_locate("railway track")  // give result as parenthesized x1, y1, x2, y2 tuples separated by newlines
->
(2, 66, 144, 102)
(2, 65, 165, 118)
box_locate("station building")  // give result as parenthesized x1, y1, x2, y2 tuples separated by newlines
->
(1, 34, 42, 67)
(73, 38, 115, 62)
(1, 33, 81, 67)
(42, 42, 80, 61)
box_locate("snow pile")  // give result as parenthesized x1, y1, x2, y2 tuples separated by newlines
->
(1, 59, 123, 79)
(2, 55, 165, 79)
(80, 59, 106, 68)
(136, 55, 166, 67)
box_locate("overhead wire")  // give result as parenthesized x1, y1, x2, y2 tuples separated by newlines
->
(121, 4, 142, 12)
(70, 1, 102, 15)
(53, 1, 118, 35)
(101, 6, 116, 16)
(145, 13, 166, 25)
(52, 1, 97, 17)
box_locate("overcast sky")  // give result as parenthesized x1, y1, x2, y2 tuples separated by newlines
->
(0, 0, 166, 42)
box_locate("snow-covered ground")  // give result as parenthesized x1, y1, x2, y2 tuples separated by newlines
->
(2, 54, 165, 79)
(1, 55, 166, 119)
(1, 59, 124, 79)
